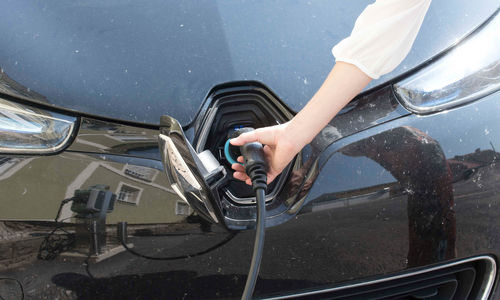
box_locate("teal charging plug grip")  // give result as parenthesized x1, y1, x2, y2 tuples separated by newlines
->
(225, 127, 257, 166)
(224, 139, 242, 165)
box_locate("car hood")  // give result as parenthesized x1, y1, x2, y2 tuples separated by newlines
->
(0, 1, 497, 126)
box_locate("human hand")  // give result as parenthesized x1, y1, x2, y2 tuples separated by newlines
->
(230, 122, 302, 185)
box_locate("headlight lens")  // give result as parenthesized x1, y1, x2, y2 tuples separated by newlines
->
(0, 98, 76, 153)
(394, 10, 500, 113)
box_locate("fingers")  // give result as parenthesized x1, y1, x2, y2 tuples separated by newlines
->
(232, 162, 250, 185)
(231, 162, 245, 172)
(233, 171, 252, 186)
(233, 171, 249, 181)
(230, 131, 256, 146)
(230, 126, 277, 146)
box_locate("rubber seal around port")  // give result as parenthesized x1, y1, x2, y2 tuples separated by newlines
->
(224, 139, 244, 166)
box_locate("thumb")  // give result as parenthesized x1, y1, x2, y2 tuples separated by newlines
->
(230, 131, 257, 146)
(230, 127, 277, 146)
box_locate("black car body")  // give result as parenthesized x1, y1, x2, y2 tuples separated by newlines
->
(0, 1, 499, 299)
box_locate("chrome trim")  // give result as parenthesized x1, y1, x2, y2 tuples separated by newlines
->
(159, 115, 221, 224)
(264, 256, 497, 300)
(194, 106, 218, 153)
(223, 189, 273, 205)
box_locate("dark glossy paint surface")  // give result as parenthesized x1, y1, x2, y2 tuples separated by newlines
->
(0, 1, 497, 125)
(68, 117, 161, 160)
(1, 86, 499, 299)
(61, 83, 408, 230)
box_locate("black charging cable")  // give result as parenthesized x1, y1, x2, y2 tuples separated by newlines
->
(231, 128, 269, 300)
(117, 227, 237, 261)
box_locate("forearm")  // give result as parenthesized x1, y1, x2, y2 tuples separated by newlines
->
(286, 62, 372, 148)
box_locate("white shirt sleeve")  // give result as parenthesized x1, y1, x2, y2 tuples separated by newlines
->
(331, 0, 431, 79)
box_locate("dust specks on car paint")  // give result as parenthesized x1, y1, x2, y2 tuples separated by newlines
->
(404, 188, 415, 195)
(472, 171, 484, 188)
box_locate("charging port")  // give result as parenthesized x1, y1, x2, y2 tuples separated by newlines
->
(194, 85, 293, 204)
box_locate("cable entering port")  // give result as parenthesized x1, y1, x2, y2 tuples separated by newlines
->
(231, 127, 268, 300)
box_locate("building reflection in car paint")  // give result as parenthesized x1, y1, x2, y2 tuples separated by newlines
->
(0, 153, 177, 223)
(0, 152, 234, 278)
(0, 84, 416, 298)
(0, 93, 498, 298)
(69, 118, 161, 160)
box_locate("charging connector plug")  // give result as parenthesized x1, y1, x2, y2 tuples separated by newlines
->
(234, 127, 268, 300)
(230, 127, 268, 188)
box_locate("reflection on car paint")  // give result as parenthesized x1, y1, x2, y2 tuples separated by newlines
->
(0, 92, 499, 298)
(69, 118, 161, 160)
(341, 126, 456, 266)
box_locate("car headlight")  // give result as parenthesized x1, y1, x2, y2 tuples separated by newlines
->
(394, 10, 500, 113)
(0, 98, 76, 154)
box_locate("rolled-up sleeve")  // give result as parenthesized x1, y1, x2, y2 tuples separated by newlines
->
(331, 0, 431, 79)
